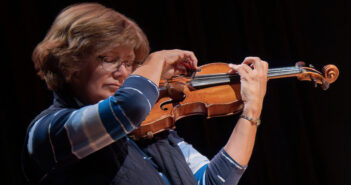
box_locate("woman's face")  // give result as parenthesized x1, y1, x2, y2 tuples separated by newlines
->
(71, 45, 136, 104)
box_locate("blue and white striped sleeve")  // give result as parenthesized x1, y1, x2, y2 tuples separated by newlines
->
(27, 75, 159, 168)
(178, 141, 246, 185)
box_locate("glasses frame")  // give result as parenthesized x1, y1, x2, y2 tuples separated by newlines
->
(97, 55, 139, 72)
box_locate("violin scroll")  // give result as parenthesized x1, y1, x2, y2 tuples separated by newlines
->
(322, 65, 339, 84)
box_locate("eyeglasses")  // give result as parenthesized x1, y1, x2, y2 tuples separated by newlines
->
(97, 56, 136, 72)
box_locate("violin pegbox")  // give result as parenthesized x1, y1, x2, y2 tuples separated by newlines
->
(296, 62, 339, 90)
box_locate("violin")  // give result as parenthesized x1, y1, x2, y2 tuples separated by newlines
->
(129, 62, 339, 139)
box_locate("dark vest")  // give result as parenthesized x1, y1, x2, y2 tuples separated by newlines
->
(22, 92, 197, 185)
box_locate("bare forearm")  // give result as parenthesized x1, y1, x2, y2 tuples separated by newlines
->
(224, 102, 263, 166)
(132, 53, 164, 86)
(224, 117, 258, 167)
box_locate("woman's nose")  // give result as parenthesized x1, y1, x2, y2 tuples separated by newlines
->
(112, 64, 130, 80)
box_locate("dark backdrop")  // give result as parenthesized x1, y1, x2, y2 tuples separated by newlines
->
(2, 0, 350, 185)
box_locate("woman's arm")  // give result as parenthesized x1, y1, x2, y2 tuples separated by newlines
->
(177, 57, 268, 185)
(224, 57, 268, 166)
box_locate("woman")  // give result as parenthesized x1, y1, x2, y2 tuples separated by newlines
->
(22, 2, 268, 185)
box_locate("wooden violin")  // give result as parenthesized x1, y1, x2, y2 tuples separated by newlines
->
(129, 62, 339, 139)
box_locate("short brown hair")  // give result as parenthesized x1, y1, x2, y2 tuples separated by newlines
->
(32, 3, 150, 91)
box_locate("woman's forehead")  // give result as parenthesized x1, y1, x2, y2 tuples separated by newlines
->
(98, 44, 136, 58)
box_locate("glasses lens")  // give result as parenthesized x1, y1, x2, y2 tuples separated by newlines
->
(99, 56, 137, 72)
(102, 61, 120, 72)
(98, 56, 120, 72)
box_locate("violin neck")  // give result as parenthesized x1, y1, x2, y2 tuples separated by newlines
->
(189, 66, 303, 89)
(267, 66, 302, 79)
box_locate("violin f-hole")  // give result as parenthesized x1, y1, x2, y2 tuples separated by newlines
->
(160, 94, 186, 110)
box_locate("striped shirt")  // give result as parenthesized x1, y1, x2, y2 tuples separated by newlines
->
(26, 75, 245, 185)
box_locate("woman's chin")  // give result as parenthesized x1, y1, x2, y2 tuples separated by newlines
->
(104, 88, 118, 98)
(104, 84, 120, 93)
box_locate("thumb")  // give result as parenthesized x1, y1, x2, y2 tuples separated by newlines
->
(228, 63, 239, 73)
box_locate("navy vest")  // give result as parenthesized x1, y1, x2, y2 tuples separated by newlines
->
(22, 92, 197, 185)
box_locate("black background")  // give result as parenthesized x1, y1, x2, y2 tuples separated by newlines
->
(2, 0, 350, 185)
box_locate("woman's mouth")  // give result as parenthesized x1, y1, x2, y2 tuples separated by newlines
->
(105, 84, 120, 92)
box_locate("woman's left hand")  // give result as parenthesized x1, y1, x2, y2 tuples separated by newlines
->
(228, 57, 268, 119)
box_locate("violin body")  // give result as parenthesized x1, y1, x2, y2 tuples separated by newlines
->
(130, 62, 339, 139)
(131, 63, 243, 139)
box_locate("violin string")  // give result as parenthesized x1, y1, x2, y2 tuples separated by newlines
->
(268, 67, 301, 77)
(194, 67, 301, 80)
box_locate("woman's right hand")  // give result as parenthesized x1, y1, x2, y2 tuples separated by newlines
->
(133, 49, 198, 86)
(149, 49, 198, 79)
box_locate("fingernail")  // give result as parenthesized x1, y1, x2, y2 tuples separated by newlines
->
(228, 64, 236, 68)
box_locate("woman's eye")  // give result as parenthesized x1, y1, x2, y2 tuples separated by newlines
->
(105, 58, 118, 63)
(125, 61, 133, 67)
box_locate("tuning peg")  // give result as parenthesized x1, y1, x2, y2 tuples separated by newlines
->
(295, 61, 305, 67)
(321, 80, 330, 90)
(186, 68, 201, 79)
(311, 75, 318, 88)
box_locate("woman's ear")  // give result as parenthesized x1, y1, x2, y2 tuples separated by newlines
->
(69, 70, 81, 85)
(72, 70, 80, 79)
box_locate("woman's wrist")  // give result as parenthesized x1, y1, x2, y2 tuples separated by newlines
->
(145, 52, 164, 66)
(133, 53, 164, 85)
(242, 102, 262, 119)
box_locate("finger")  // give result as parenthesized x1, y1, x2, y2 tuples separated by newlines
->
(264, 61, 269, 71)
(184, 51, 198, 70)
(261, 60, 268, 76)
(241, 63, 253, 74)
(228, 63, 238, 73)
(243, 57, 268, 74)
(229, 63, 252, 74)
(255, 59, 264, 74)
(242, 57, 260, 65)
(255, 60, 269, 76)
(167, 49, 198, 71)
(229, 63, 250, 77)
(181, 60, 194, 71)
(174, 63, 187, 75)
(242, 57, 261, 70)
